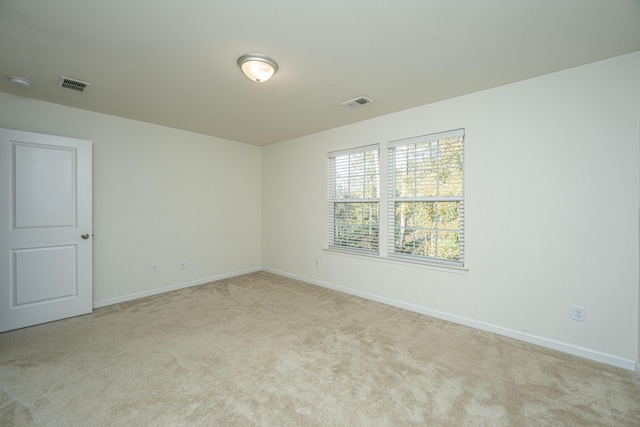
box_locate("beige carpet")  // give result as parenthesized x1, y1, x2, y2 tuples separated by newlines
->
(1, 271, 639, 426)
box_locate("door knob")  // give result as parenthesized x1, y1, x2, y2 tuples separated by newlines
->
(81, 233, 90, 239)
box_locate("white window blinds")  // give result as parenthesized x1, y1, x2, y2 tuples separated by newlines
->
(388, 129, 464, 265)
(328, 145, 380, 252)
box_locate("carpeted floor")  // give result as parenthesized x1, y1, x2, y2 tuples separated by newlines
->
(1, 271, 639, 426)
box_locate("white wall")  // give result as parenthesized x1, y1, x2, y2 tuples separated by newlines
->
(0, 93, 262, 305)
(262, 52, 640, 368)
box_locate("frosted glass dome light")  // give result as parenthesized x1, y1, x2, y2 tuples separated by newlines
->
(237, 54, 278, 83)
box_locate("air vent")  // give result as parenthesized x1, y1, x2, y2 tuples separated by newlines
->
(341, 96, 374, 109)
(57, 76, 90, 93)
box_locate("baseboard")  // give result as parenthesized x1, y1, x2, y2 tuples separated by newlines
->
(93, 267, 262, 309)
(263, 268, 637, 372)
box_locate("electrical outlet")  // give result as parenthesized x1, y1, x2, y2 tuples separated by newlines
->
(571, 305, 585, 322)
(179, 261, 187, 270)
(315, 259, 320, 268)
(150, 264, 159, 273)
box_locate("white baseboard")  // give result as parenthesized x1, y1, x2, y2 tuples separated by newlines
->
(263, 268, 637, 372)
(93, 267, 262, 309)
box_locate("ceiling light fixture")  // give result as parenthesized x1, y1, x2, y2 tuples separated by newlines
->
(7, 75, 31, 88)
(237, 53, 278, 83)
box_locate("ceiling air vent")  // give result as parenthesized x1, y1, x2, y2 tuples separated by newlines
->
(341, 96, 374, 109)
(58, 76, 90, 93)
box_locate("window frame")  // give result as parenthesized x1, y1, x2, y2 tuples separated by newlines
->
(327, 144, 380, 254)
(387, 129, 465, 267)
(326, 129, 466, 272)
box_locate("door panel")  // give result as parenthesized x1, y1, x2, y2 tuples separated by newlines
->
(14, 143, 76, 228)
(14, 246, 77, 305)
(0, 128, 92, 332)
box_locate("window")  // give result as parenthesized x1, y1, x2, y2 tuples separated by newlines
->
(327, 129, 465, 268)
(328, 145, 380, 252)
(388, 129, 464, 265)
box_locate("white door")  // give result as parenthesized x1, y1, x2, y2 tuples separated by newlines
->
(0, 128, 92, 332)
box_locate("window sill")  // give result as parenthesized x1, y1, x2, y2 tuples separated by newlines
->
(323, 248, 469, 275)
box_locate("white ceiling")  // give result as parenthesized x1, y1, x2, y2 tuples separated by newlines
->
(1, 0, 639, 146)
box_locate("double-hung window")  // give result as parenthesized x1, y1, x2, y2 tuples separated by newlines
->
(327, 130, 464, 268)
(388, 129, 464, 266)
(328, 145, 380, 253)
